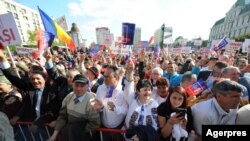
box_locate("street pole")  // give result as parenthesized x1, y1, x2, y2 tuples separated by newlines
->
(160, 23, 165, 49)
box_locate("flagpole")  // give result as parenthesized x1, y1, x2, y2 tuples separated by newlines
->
(6, 46, 16, 68)
(6, 46, 20, 78)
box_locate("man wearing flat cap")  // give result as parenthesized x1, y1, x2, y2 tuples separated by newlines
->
(48, 74, 100, 141)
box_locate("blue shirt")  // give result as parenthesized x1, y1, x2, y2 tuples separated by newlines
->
(163, 72, 183, 88)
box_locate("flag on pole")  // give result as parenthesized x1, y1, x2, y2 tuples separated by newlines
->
(38, 7, 76, 52)
(36, 29, 55, 51)
(185, 79, 208, 97)
(213, 37, 229, 51)
(154, 44, 161, 57)
(148, 36, 154, 47)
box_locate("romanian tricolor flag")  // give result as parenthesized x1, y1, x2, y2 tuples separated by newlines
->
(38, 7, 76, 52)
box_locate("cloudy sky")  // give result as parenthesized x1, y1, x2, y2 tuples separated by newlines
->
(17, 0, 245, 45)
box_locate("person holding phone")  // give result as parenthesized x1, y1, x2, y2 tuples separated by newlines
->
(157, 86, 194, 141)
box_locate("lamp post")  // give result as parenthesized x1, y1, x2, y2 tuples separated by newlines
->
(160, 23, 165, 49)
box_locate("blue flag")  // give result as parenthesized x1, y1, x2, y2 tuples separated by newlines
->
(213, 37, 229, 51)
(154, 44, 161, 57)
(122, 23, 136, 45)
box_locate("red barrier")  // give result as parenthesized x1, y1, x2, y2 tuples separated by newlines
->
(15, 121, 127, 141)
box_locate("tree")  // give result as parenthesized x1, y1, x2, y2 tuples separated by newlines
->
(173, 36, 184, 48)
(234, 32, 250, 42)
(51, 39, 65, 47)
(202, 40, 208, 47)
(27, 29, 37, 45)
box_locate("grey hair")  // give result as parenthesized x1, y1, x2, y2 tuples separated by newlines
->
(181, 73, 197, 83)
(222, 66, 240, 75)
(152, 67, 163, 76)
(213, 79, 243, 96)
(107, 65, 120, 77)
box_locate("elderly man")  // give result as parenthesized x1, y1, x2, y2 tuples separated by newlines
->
(222, 66, 250, 101)
(92, 65, 130, 141)
(198, 61, 228, 89)
(192, 80, 243, 141)
(48, 74, 100, 141)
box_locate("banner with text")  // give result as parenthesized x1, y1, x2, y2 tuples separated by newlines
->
(122, 23, 135, 45)
(0, 13, 22, 46)
(111, 45, 131, 55)
(242, 39, 250, 53)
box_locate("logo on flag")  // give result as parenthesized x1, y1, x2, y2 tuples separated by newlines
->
(213, 37, 229, 51)
(186, 79, 208, 97)
(122, 23, 135, 45)
(154, 44, 161, 57)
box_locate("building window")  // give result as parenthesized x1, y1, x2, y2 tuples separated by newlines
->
(26, 23, 30, 28)
(13, 13, 18, 19)
(16, 21, 21, 27)
(20, 9, 26, 15)
(11, 5, 16, 11)
(4, 2, 10, 9)
(23, 16, 28, 20)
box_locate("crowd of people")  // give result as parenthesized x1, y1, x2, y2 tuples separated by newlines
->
(0, 46, 250, 141)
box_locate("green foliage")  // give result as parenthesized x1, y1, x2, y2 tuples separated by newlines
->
(234, 32, 250, 42)
(8, 45, 17, 52)
(51, 39, 65, 47)
(202, 40, 208, 47)
(27, 29, 37, 45)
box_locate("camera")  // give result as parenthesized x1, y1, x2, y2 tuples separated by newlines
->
(176, 108, 186, 118)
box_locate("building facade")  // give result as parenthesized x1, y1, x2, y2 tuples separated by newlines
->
(0, 0, 42, 44)
(209, 0, 250, 41)
(95, 27, 113, 47)
(154, 28, 162, 46)
(68, 23, 85, 49)
(133, 27, 141, 48)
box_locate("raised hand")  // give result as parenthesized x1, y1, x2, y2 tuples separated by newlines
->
(43, 48, 53, 61)
(90, 98, 104, 111)
(139, 49, 146, 62)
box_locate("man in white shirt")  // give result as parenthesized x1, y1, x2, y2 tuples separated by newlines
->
(92, 65, 129, 141)
(192, 80, 242, 141)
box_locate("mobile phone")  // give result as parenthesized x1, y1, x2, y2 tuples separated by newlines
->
(176, 108, 186, 118)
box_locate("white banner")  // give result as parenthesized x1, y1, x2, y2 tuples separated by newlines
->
(111, 45, 131, 55)
(194, 39, 202, 46)
(0, 13, 22, 46)
(242, 39, 250, 53)
(16, 47, 35, 55)
(181, 47, 192, 54)
(226, 41, 242, 51)
(171, 48, 182, 55)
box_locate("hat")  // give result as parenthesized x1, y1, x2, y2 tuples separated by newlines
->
(73, 74, 89, 84)
(87, 67, 99, 78)
(0, 75, 11, 85)
(209, 56, 218, 60)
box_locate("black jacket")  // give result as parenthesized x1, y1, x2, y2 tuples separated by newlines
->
(2, 67, 59, 127)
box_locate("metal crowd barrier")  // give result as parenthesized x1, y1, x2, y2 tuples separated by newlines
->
(15, 122, 127, 141)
